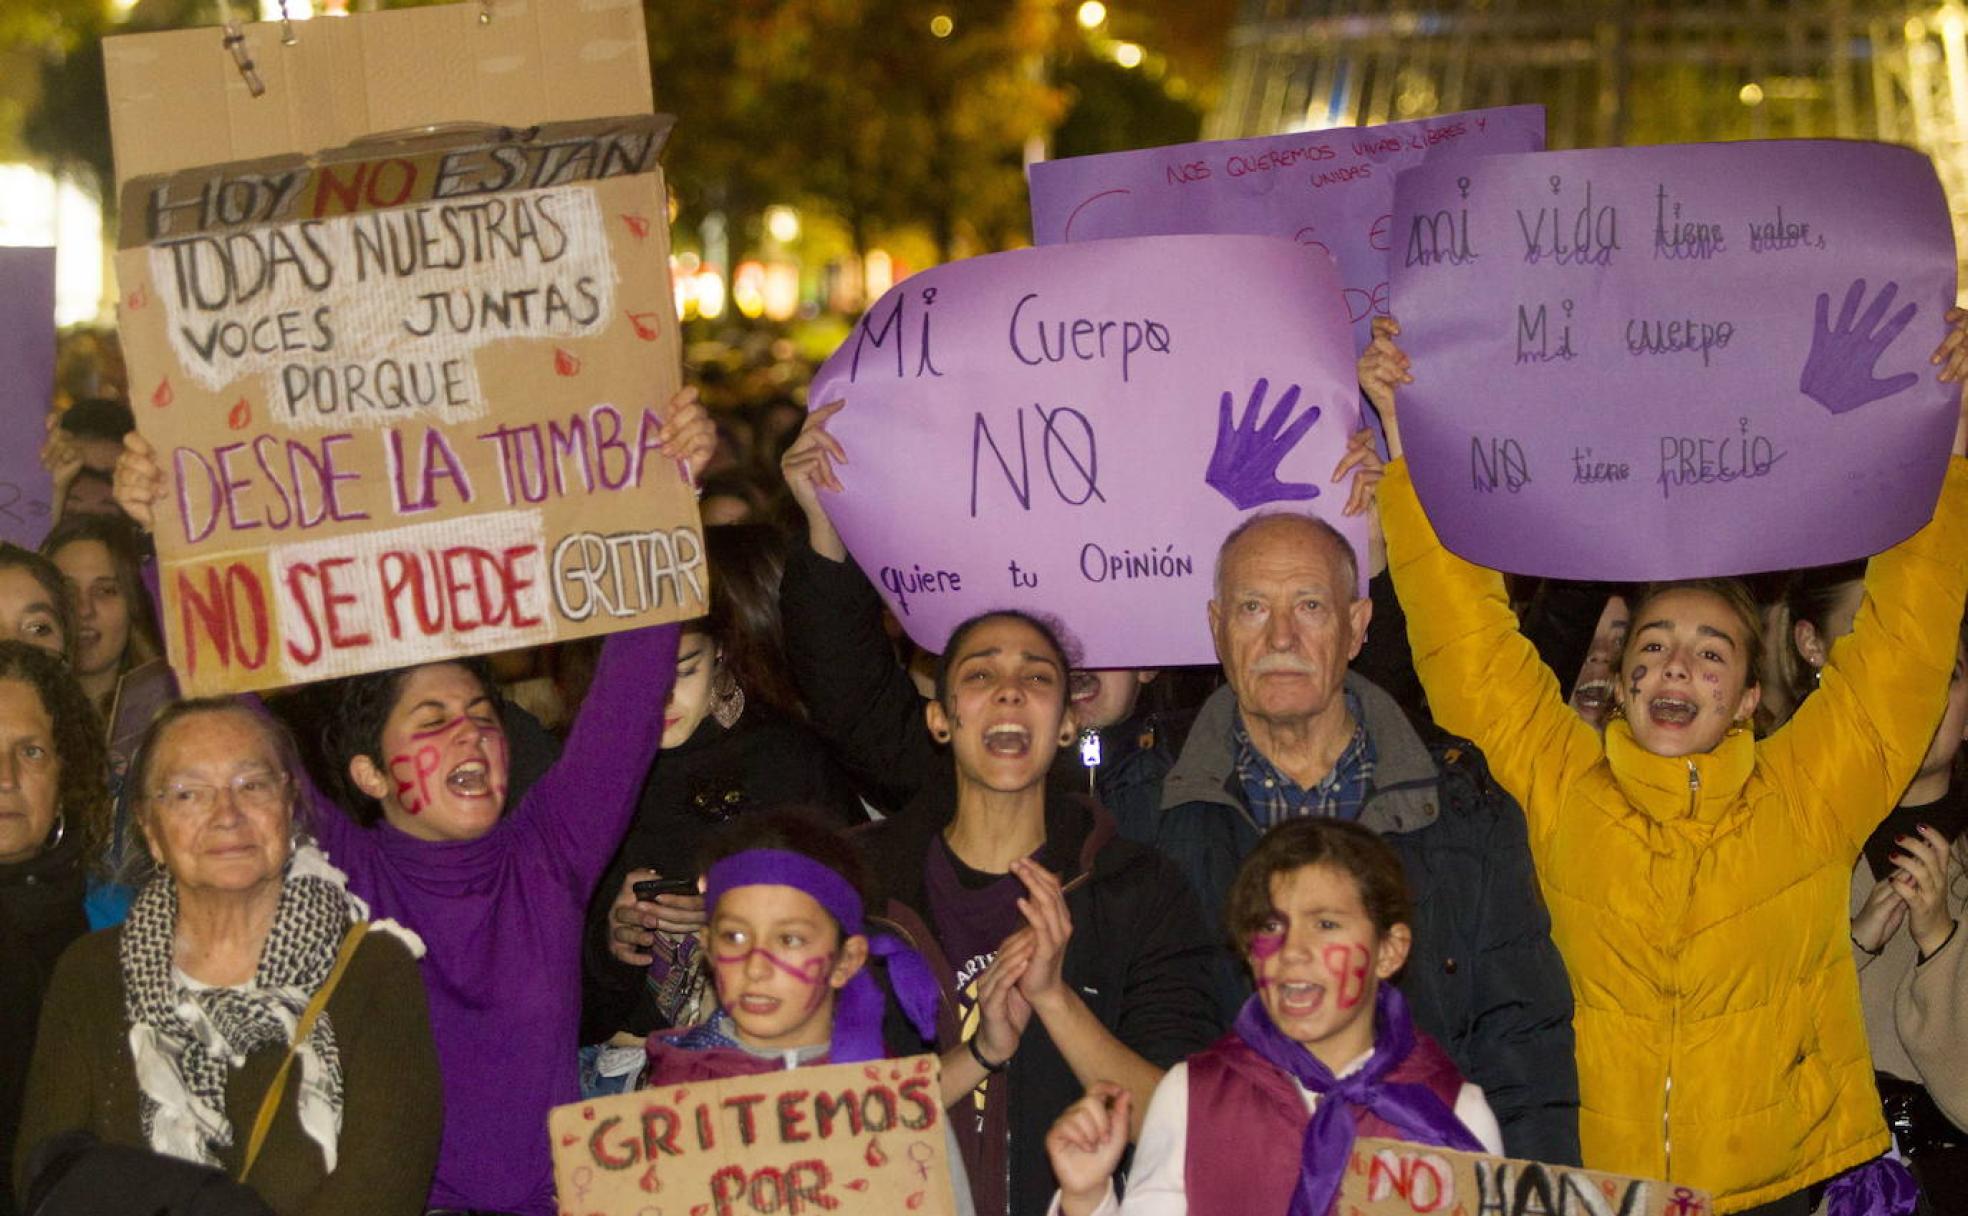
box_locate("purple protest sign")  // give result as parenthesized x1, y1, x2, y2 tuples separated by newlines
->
(1388, 141, 1958, 581)
(0, 248, 58, 545)
(1028, 107, 1545, 349)
(807, 235, 1366, 667)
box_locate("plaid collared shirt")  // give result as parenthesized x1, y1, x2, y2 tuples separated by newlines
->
(1232, 689, 1376, 827)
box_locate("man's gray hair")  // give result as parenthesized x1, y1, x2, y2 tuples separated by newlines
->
(1211, 511, 1360, 601)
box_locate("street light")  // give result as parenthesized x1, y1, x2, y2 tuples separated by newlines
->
(765, 205, 801, 245)
(1113, 41, 1143, 69)
(930, 13, 954, 37)
(1077, 1, 1107, 30)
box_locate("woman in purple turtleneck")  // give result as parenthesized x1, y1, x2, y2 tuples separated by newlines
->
(112, 395, 713, 1215)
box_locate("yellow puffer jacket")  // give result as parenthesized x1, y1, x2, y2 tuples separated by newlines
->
(1380, 457, 1968, 1210)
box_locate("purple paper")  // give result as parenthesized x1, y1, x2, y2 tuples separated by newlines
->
(1388, 141, 1958, 580)
(807, 235, 1367, 668)
(1028, 107, 1545, 349)
(0, 248, 57, 545)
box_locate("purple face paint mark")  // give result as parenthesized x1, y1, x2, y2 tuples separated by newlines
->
(713, 947, 832, 1014)
(1205, 378, 1325, 510)
(1801, 278, 1921, 415)
(1248, 930, 1284, 960)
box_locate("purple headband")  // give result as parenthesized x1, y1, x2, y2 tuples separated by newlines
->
(704, 849, 941, 1063)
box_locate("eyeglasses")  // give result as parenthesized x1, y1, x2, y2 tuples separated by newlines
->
(149, 771, 290, 816)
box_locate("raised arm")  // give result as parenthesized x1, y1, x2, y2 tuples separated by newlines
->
(1761, 324, 1968, 857)
(513, 622, 681, 894)
(1363, 320, 1602, 845)
(779, 402, 939, 809)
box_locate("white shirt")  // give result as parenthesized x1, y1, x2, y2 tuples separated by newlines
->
(1053, 1051, 1505, 1216)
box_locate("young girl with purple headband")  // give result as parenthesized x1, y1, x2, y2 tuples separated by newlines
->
(1044, 818, 1501, 1216)
(641, 810, 978, 1216)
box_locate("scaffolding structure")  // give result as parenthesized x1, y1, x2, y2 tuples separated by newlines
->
(1210, 1, 1968, 261)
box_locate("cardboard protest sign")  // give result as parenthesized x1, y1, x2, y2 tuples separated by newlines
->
(549, 1055, 957, 1216)
(1342, 1137, 1711, 1216)
(806, 234, 1367, 668)
(112, 116, 701, 696)
(1388, 141, 1958, 581)
(103, 0, 654, 189)
(0, 247, 58, 544)
(1028, 107, 1545, 348)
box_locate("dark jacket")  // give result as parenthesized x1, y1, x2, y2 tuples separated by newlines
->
(1155, 675, 1582, 1166)
(859, 791, 1221, 1216)
(779, 541, 1181, 819)
(581, 711, 861, 1041)
(0, 830, 90, 1216)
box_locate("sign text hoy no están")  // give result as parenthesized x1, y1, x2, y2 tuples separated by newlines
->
(115, 116, 705, 696)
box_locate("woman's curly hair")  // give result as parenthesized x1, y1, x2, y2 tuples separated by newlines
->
(0, 641, 109, 864)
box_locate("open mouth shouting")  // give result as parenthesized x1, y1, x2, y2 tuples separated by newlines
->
(446, 758, 494, 797)
(982, 722, 1031, 758)
(1572, 679, 1614, 713)
(1647, 694, 1700, 728)
(1271, 980, 1327, 1018)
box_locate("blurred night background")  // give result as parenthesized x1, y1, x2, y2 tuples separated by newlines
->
(7, 0, 1968, 411)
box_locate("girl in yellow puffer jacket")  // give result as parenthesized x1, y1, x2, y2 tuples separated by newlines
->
(1355, 312, 1968, 1215)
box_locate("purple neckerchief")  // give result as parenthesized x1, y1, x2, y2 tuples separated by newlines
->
(703, 849, 940, 1063)
(1824, 1156, 1918, 1216)
(1232, 983, 1484, 1216)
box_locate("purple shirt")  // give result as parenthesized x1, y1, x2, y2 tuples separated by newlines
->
(306, 624, 679, 1215)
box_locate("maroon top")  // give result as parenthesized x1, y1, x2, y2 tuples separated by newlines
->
(1182, 1029, 1464, 1216)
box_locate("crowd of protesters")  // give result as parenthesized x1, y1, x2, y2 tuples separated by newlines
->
(1, 306, 1963, 1216)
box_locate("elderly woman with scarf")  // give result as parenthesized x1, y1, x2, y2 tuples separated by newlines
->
(13, 698, 439, 1216)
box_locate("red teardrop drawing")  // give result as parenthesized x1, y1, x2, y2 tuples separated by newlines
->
(581, 1105, 595, 1121)
(559, 1134, 577, 1147)
(906, 1191, 927, 1210)
(690, 1206, 709, 1216)
(629, 311, 662, 341)
(845, 1181, 870, 1193)
(554, 348, 582, 377)
(865, 1137, 887, 1168)
(227, 398, 251, 430)
(639, 1163, 661, 1193)
(622, 213, 651, 239)
(889, 1066, 902, 1081)
(864, 1066, 882, 1081)
(674, 1089, 689, 1104)
(150, 378, 173, 409)
(125, 286, 147, 310)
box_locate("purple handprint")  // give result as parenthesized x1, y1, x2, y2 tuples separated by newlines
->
(1205, 378, 1323, 510)
(1800, 278, 1920, 415)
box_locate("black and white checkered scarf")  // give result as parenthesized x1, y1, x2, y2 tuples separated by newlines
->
(119, 844, 379, 1172)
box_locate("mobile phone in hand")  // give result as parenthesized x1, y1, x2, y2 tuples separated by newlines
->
(633, 876, 698, 902)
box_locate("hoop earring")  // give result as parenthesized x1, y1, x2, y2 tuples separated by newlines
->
(44, 813, 64, 852)
(710, 675, 746, 730)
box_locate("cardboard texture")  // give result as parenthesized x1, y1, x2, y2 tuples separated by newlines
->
(103, 0, 654, 190)
(0, 247, 59, 544)
(1342, 1138, 1711, 1216)
(549, 1055, 958, 1216)
(112, 114, 699, 696)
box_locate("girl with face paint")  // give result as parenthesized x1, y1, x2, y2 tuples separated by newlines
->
(110, 390, 715, 1216)
(1362, 312, 1968, 1213)
(585, 526, 861, 1047)
(1045, 818, 1503, 1216)
(634, 811, 978, 1214)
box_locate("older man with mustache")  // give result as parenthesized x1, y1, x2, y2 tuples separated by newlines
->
(1155, 511, 1583, 1166)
